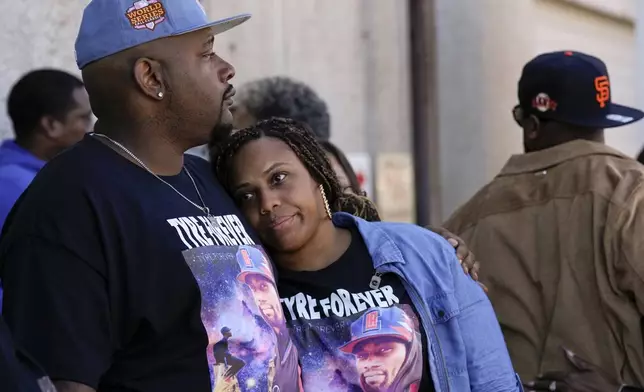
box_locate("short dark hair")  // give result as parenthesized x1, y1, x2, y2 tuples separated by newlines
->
(212, 118, 380, 221)
(7, 69, 84, 141)
(236, 76, 331, 140)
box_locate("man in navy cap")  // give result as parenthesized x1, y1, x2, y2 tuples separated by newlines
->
(444, 51, 644, 389)
(0, 1, 303, 392)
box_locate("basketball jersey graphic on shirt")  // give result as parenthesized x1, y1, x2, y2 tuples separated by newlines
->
(183, 243, 302, 392)
(281, 287, 424, 392)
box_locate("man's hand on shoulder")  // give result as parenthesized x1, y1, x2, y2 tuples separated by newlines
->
(426, 226, 487, 292)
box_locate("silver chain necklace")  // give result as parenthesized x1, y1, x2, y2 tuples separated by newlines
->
(91, 133, 212, 217)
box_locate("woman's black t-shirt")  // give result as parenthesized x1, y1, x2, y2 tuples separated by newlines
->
(277, 226, 436, 392)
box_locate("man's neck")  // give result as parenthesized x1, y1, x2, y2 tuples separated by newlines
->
(94, 121, 186, 175)
(273, 220, 351, 272)
(14, 138, 54, 162)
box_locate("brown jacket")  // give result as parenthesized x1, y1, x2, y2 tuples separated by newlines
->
(444, 140, 644, 385)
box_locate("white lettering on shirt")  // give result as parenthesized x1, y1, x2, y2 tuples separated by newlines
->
(166, 214, 255, 249)
(280, 285, 401, 321)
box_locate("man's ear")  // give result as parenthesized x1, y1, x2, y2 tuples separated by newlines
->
(39, 115, 64, 139)
(133, 57, 166, 101)
(524, 114, 541, 140)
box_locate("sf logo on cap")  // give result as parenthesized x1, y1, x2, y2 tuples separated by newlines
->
(595, 76, 610, 108)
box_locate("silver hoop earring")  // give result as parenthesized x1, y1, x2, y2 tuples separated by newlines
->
(319, 184, 332, 219)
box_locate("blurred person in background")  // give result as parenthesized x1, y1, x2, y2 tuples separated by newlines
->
(0, 69, 92, 230)
(231, 76, 331, 139)
(444, 51, 644, 389)
(0, 69, 91, 307)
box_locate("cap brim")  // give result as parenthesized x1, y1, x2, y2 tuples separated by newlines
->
(601, 103, 644, 128)
(338, 333, 409, 354)
(236, 270, 273, 284)
(561, 103, 644, 129)
(173, 13, 251, 37)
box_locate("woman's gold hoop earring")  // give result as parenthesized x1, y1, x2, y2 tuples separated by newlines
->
(319, 184, 333, 219)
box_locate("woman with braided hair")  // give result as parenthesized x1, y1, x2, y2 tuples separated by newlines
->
(211, 118, 521, 392)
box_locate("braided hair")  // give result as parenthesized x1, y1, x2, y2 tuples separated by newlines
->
(211, 117, 381, 222)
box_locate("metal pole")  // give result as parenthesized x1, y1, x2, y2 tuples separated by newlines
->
(408, 0, 440, 226)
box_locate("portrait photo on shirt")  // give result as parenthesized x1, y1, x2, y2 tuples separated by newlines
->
(280, 280, 424, 392)
(184, 244, 299, 392)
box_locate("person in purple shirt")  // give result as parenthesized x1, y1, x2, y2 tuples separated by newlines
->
(0, 69, 92, 306)
(0, 69, 93, 230)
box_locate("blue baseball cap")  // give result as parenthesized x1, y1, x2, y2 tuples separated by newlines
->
(339, 307, 415, 354)
(75, 0, 251, 69)
(516, 51, 644, 129)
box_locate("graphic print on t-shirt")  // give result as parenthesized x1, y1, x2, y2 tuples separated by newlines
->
(281, 287, 424, 392)
(183, 243, 301, 392)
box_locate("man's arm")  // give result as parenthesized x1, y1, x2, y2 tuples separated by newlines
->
(604, 180, 644, 316)
(2, 235, 112, 390)
(440, 245, 521, 391)
(54, 381, 96, 392)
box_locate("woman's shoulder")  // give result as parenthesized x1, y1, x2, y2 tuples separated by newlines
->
(366, 220, 451, 249)
(334, 213, 453, 259)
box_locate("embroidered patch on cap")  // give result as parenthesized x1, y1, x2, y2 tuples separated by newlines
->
(363, 309, 382, 332)
(532, 92, 558, 112)
(125, 0, 166, 31)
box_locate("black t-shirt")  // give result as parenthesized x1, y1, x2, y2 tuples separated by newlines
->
(278, 226, 435, 392)
(0, 135, 300, 392)
(0, 314, 56, 392)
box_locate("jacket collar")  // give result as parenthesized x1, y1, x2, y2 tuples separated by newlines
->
(498, 140, 628, 177)
(332, 212, 405, 268)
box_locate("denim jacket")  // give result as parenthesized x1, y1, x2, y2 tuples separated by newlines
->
(333, 212, 523, 392)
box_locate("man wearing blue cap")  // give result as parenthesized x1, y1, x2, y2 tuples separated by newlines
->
(0, 1, 304, 392)
(444, 51, 644, 389)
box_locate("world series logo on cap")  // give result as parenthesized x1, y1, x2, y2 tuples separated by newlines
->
(125, 0, 166, 31)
